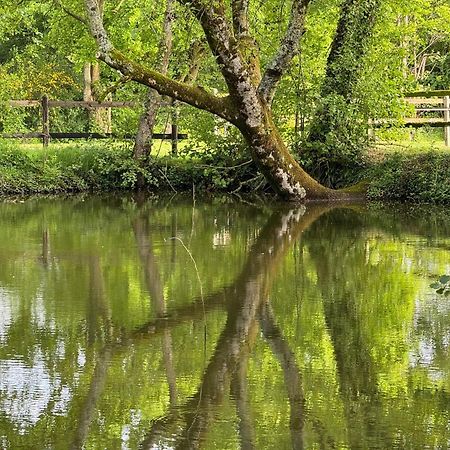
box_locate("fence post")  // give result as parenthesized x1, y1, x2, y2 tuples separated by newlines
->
(171, 99, 178, 155)
(41, 95, 50, 147)
(444, 96, 450, 147)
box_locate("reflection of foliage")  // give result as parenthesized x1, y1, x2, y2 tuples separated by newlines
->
(0, 199, 449, 448)
(431, 275, 450, 296)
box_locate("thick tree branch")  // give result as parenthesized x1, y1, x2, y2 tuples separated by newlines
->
(258, 0, 311, 104)
(84, 0, 237, 122)
(181, 40, 206, 84)
(177, 0, 259, 102)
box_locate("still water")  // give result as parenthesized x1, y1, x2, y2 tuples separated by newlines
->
(0, 195, 449, 449)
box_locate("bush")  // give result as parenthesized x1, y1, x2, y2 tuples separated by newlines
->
(0, 140, 262, 195)
(299, 95, 370, 189)
(366, 151, 450, 203)
(0, 141, 145, 194)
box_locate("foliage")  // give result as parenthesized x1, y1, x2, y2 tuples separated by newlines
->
(366, 150, 450, 203)
(430, 275, 450, 296)
(300, 95, 369, 188)
(0, 141, 262, 195)
(0, 141, 145, 193)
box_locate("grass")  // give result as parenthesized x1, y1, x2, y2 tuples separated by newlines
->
(1, 135, 449, 203)
(0, 139, 258, 195)
(12, 138, 188, 157)
(373, 128, 450, 155)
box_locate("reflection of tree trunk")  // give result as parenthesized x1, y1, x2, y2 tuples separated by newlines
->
(70, 345, 112, 450)
(87, 256, 111, 344)
(133, 214, 177, 405)
(71, 256, 112, 449)
(307, 214, 391, 448)
(231, 345, 257, 450)
(140, 205, 334, 449)
(259, 301, 304, 450)
(41, 228, 49, 267)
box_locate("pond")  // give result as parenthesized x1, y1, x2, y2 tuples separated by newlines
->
(0, 195, 449, 449)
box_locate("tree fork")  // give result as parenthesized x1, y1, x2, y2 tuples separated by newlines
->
(85, 0, 366, 201)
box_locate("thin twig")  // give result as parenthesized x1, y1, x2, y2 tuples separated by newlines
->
(55, 0, 87, 25)
(167, 237, 206, 344)
(158, 168, 178, 193)
(193, 159, 253, 170)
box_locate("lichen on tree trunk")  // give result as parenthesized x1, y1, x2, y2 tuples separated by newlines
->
(238, 107, 356, 200)
(85, 0, 367, 201)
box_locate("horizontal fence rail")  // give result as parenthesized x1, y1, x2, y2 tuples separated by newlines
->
(1, 132, 187, 140)
(8, 100, 139, 108)
(371, 91, 450, 146)
(1, 96, 183, 151)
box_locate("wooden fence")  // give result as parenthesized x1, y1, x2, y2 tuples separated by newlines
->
(1, 95, 186, 152)
(371, 90, 450, 146)
(4, 92, 450, 148)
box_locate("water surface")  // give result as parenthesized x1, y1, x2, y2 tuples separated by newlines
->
(0, 195, 449, 449)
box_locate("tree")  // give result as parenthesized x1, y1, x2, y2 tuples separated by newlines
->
(84, 0, 363, 201)
(308, 0, 381, 141)
(305, 0, 381, 187)
(133, 0, 174, 164)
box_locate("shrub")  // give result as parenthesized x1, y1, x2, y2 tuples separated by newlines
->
(366, 151, 450, 203)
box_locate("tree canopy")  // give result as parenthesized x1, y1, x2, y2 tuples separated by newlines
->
(1, 0, 450, 196)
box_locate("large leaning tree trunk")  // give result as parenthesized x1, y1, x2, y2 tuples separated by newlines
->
(307, 0, 381, 144)
(85, 0, 363, 201)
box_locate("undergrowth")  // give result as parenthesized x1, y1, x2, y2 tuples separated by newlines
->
(1, 140, 449, 203)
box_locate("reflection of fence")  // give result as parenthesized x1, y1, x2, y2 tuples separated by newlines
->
(1, 95, 186, 151)
(371, 90, 450, 146)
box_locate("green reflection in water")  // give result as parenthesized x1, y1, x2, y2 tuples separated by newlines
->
(0, 196, 449, 449)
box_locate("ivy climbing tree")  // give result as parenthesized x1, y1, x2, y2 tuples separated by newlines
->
(84, 0, 365, 201)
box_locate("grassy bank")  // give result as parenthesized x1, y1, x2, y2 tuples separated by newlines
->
(0, 140, 449, 203)
(0, 140, 258, 195)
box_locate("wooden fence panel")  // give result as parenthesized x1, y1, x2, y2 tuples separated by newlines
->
(2, 97, 183, 147)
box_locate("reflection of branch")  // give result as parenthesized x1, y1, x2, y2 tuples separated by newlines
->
(70, 345, 112, 450)
(140, 205, 336, 448)
(259, 302, 305, 450)
(132, 287, 228, 339)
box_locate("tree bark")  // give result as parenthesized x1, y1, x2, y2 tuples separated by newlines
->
(85, 0, 365, 201)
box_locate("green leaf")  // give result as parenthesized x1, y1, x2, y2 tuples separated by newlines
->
(436, 288, 444, 294)
(430, 282, 441, 289)
(439, 275, 450, 284)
